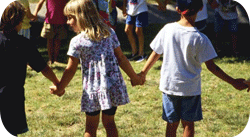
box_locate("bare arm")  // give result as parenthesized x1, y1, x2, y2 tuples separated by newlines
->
(50, 56, 79, 96)
(26, 6, 37, 21)
(33, 0, 46, 17)
(41, 65, 60, 85)
(123, 0, 127, 16)
(114, 46, 142, 86)
(141, 51, 161, 75)
(205, 59, 247, 90)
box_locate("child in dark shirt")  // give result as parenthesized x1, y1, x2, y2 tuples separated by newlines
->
(0, 1, 61, 136)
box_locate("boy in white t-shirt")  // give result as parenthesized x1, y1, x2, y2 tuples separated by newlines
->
(139, 0, 247, 136)
(123, 0, 148, 62)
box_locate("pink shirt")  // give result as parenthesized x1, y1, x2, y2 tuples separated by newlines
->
(45, 0, 67, 24)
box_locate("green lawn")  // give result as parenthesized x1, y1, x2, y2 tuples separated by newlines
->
(20, 56, 250, 137)
(21, 1, 250, 136)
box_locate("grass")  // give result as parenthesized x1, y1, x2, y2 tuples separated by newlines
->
(18, 22, 250, 136)
(21, 1, 250, 136)
(20, 56, 250, 137)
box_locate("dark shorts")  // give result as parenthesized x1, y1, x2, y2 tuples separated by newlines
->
(126, 12, 148, 27)
(0, 86, 29, 136)
(85, 107, 117, 116)
(214, 11, 238, 33)
(162, 93, 203, 123)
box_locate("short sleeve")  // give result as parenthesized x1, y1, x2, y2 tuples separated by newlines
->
(27, 42, 47, 72)
(67, 36, 81, 58)
(196, 34, 218, 63)
(110, 29, 120, 49)
(150, 27, 165, 55)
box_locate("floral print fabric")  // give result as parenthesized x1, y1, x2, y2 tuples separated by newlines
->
(67, 29, 129, 112)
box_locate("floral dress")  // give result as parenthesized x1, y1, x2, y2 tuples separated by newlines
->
(67, 29, 130, 112)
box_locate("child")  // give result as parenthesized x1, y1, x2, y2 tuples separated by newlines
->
(33, 0, 68, 64)
(0, 1, 61, 136)
(139, 0, 247, 136)
(123, 0, 148, 62)
(50, 0, 142, 136)
(214, 0, 238, 55)
(17, 0, 37, 39)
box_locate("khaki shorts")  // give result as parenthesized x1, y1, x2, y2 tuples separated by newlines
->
(41, 22, 67, 40)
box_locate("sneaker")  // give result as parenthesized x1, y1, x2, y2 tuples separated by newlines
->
(134, 55, 147, 63)
(127, 52, 138, 61)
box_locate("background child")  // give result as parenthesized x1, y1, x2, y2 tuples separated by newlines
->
(123, 0, 148, 62)
(0, 1, 60, 136)
(17, 0, 37, 39)
(139, 0, 247, 136)
(214, 0, 239, 55)
(33, 0, 68, 65)
(50, 0, 142, 136)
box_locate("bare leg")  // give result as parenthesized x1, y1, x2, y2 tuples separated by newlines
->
(102, 113, 118, 137)
(84, 114, 100, 137)
(166, 121, 180, 137)
(181, 120, 194, 137)
(47, 39, 54, 65)
(53, 39, 61, 63)
(135, 27, 144, 56)
(231, 32, 238, 55)
(125, 24, 137, 55)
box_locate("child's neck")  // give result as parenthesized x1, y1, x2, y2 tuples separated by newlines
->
(177, 14, 197, 27)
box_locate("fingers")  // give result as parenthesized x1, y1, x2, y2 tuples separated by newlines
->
(49, 86, 65, 97)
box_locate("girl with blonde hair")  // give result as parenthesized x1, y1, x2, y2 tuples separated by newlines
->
(50, 0, 143, 136)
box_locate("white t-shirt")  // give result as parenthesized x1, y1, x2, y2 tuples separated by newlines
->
(126, 0, 148, 16)
(150, 22, 218, 96)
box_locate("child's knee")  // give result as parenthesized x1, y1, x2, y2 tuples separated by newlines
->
(135, 27, 143, 36)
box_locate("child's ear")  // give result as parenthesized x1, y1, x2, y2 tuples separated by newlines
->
(176, 7, 182, 14)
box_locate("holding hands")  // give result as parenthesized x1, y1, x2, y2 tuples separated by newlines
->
(231, 78, 248, 91)
(130, 72, 146, 86)
(50, 85, 65, 97)
(243, 80, 250, 92)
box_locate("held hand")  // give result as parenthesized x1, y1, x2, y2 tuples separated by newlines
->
(130, 72, 146, 86)
(232, 78, 248, 91)
(50, 86, 65, 97)
(138, 72, 146, 85)
(243, 80, 250, 92)
(130, 75, 142, 86)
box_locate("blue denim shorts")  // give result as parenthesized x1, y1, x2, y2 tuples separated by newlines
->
(162, 93, 203, 123)
(126, 12, 148, 27)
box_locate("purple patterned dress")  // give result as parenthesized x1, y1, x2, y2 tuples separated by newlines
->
(67, 29, 130, 112)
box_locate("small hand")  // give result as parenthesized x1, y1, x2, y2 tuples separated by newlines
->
(138, 72, 146, 85)
(50, 86, 65, 97)
(232, 78, 248, 91)
(243, 80, 250, 92)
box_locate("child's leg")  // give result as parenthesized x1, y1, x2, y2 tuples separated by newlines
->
(166, 121, 180, 137)
(47, 38, 54, 64)
(101, 107, 118, 137)
(85, 113, 100, 137)
(181, 120, 194, 137)
(135, 27, 144, 56)
(53, 39, 61, 63)
(125, 24, 137, 55)
(135, 12, 148, 57)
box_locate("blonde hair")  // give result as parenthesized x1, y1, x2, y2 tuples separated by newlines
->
(64, 0, 111, 41)
(0, 1, 25, 33)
